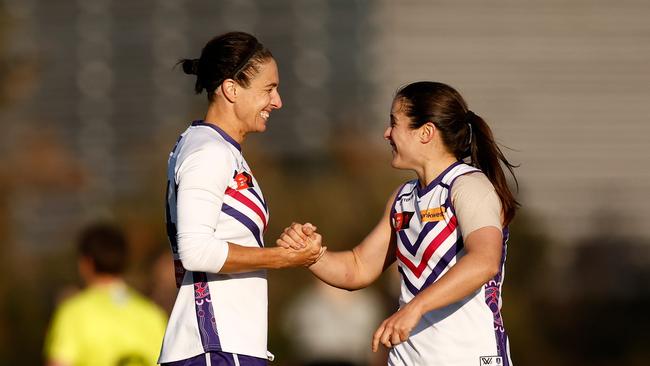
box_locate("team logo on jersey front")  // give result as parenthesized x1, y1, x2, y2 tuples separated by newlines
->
(233, 171, 254, 190)
(421, 207, 446, 222)
(393, 211, 414, 231)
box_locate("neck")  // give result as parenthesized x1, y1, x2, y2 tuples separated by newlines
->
(204, 101, 246, 143)
(86, 274, 123, 287)
(416, 155, 458, 188)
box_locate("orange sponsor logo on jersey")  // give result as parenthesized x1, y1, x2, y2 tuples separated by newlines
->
(421, 207, 446, 222)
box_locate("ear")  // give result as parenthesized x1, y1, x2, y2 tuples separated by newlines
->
(419, 122, 436, 143)
(220, 78, 238, 103)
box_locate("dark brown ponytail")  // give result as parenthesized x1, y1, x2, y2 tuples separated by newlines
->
(465, 111, 519, 225)
(396, 81, 520, 225)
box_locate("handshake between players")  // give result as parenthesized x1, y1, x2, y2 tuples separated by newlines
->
(276, 222, 327, 267)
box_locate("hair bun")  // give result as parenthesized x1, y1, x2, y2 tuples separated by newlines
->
(182, 58, 199, 75)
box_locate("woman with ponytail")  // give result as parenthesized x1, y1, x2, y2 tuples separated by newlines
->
(160, 32, 324, 366)
(279, 81, 519, 365)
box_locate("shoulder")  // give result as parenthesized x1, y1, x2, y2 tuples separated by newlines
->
(126, 288, 168, 324)
(180, 128, 235, 160)
(390, 180, 418, 207)
(451, 171, 495, 200)
(175, 131, 237, 177)
(62, 288, 96, 309)
(396, 179, 418, 196)
(451, 172, 503, 235)
(49, 289, 94, 324)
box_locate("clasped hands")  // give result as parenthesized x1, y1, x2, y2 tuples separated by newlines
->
(276, 222, 327, 267)
(276, 224, 423, 352)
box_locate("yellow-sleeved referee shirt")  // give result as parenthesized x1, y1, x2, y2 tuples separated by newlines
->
(44, 282, 167, 366)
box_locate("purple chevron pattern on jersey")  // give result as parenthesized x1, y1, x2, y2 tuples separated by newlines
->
(393, 162, 478, 297)
(390, 162, 510, 366)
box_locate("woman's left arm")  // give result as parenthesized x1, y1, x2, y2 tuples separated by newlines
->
(372, 226, 502, 351)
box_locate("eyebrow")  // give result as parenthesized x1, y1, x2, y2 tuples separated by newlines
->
(265, 82, 278, 88)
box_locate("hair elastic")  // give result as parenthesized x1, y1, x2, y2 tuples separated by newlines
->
(190, 59, 199, 74)
(465, 110, 475, 146)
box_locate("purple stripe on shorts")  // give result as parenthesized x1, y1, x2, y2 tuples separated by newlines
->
(161, 353, 207, 366)
(193, 272, 222, 352)
(221, 203, 263, 247)
(213, 352, 267, 366)
(162, 352, 267, 366)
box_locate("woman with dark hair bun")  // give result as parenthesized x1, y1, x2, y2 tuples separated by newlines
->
(160, 32, 324, 366)
(280, 81, 519, 365)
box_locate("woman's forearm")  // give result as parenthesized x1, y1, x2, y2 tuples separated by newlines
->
(309, 249, 376, 290)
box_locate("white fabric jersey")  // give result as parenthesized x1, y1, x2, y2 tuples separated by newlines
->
(389, 162, 512, 366)
(159, 121, 270, 363)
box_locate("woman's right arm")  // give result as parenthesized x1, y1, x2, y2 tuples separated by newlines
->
(175, 144, 321, 274)
(279, 190, 398, 290)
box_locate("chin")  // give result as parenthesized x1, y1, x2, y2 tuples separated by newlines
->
(390, 157, 402, 169)
(255, 121, 268, 132)
(390, 157, 410, 170)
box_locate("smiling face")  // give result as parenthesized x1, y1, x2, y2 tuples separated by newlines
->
(384, 98, 422, 170)
(234, 58, 282, 134)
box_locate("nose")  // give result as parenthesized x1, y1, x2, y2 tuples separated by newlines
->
(271, 90, 282, 110)
(383, 126, 392, 140)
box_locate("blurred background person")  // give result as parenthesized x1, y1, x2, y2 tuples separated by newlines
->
(149, 251, 178, 315)
(283, 279, 385, 366)
(43, 222, 168, 366)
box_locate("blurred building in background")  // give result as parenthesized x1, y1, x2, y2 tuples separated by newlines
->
(0, 0, 649, 365)
(1, 0, 379, 252)
(367, 0, 650, 245)
(3, 0, 650, 251)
